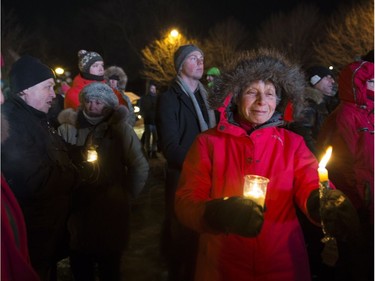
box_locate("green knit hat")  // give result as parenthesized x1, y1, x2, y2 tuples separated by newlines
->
(206, 67, 221, 76)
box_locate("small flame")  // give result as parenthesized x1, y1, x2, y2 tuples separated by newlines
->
(319, 146, 332, 168)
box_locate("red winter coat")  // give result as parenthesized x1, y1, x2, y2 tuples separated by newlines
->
(64, 74, 127, 109)
(317, 61, 374, 222)
(1, 174, 40, 281)
(175, 97, 320, 281)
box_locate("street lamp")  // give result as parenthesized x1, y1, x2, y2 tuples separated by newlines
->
(167, 28, 181, 45)
(55, 67, 65, 75)
(170, 29, 179, 38)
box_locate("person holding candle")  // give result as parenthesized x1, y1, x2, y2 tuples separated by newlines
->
(174, 49, 360, 281)
(317, 54, 374, 281)
(57, 82, 149, 280)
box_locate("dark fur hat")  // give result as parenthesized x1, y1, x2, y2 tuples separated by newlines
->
(209, 48, 306, 118)
(104, 66, 128, 90)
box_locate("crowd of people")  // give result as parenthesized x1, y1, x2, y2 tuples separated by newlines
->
(0, 44, 373, 281)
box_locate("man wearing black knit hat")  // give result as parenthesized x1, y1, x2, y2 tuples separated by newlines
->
(294, 65, 339, 154)
(1, 55, 79, 280)
(156, 44, 216, 281)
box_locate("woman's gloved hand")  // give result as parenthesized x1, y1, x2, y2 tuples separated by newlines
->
(203, 196, 264, 237)
(307, 189, 361, 241)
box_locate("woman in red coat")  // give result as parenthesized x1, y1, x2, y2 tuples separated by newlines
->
(317, 58, 374, 280)
(175, 49, 359, 281)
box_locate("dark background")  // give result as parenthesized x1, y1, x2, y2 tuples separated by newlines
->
(1, 0, 357, 94)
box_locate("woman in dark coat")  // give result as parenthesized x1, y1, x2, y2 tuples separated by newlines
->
(58, 82, 149, 281)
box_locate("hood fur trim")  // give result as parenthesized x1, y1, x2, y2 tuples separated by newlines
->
(58, 108, 78, 126)
(104, 66, 128, 90)
(210, 48, 306, 118)
(304, 87, 324, 104)
(57, 105, 130, 127)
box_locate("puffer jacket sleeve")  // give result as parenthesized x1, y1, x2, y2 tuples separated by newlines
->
(121, 123, 149, 198)
(175, 134, 214, 233)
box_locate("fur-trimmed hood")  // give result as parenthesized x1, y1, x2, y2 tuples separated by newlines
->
(304, 86, 324, 105)
(104, 66, 128, 90)
(57, 105, 129, 128)
(210, 48, 306, 119)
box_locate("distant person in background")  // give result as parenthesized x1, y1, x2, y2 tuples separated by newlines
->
(48, 81, 70, 129)
(64, 50, 127, 111)
(206, 66, 220, 89)
(104, 65, 137, 127)
(58, 82, 149, 281)
(285, 66, 338, 156)
(65, 50, 104, 109)
(139, 82, 158, 158)
(206, 66, 221, 121)
(317, 56, 374, 281)
(156, 44, 216, 281)
(1, 55, 78, 281)
(299, 66, 338, 141)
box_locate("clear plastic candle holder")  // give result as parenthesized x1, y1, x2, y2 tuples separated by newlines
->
(243, 175, 269, 208)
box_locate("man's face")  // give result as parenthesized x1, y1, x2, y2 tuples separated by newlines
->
(150, 85, 156, 95)
(89, 61, 104, 76)
(21, 78, 56, 113)
(181, 51, 204, 80)
(314, 75, 335, 96)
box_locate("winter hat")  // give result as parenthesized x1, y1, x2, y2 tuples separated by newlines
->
(209, 48, 306, 118)
(9, 55, 55, 94)
(206, 67, 221, 76)
(79, 82, 119, 108)
(104, 66, 128, 90)
(306, 66, 333, 86)
(78, 50, 103, 73)
(174, 44, 203, 73)
(108, 74, 120, 81)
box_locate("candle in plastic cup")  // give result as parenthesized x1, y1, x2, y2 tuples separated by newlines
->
(243, 175, 269, 207)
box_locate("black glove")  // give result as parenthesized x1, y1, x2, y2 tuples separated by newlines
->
(203, 196, 264, 237)
(307, 189, 361, 241)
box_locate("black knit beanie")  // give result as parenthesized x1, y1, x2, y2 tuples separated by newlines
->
(306, 66, 333, 86)
(9, 55, 55, 94)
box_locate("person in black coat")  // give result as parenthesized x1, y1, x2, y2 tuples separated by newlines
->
(1, 55, 79, 281)
(156, 44, 216, 281)
(140, 81, 158, 158)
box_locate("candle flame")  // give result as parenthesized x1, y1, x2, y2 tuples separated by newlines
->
(319, 146, 332, 168)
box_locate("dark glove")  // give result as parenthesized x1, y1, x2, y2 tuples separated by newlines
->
(203, 196, 264, 237)
(308, 189, 361, 241)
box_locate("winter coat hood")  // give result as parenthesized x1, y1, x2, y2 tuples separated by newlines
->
(57, 105, 129, 128)
(304, 86, 324, 105)
(104, 66, 128, 90)
(209, 48, 306, 119)
(338, 60, 374, 108)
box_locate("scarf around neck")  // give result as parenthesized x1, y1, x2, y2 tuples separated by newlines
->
(176, 76, 216, 132)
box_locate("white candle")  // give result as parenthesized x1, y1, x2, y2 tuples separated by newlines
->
(318, 146, 332, 183)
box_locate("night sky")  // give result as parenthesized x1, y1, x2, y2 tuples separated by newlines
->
(2, 0, 358, 90)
